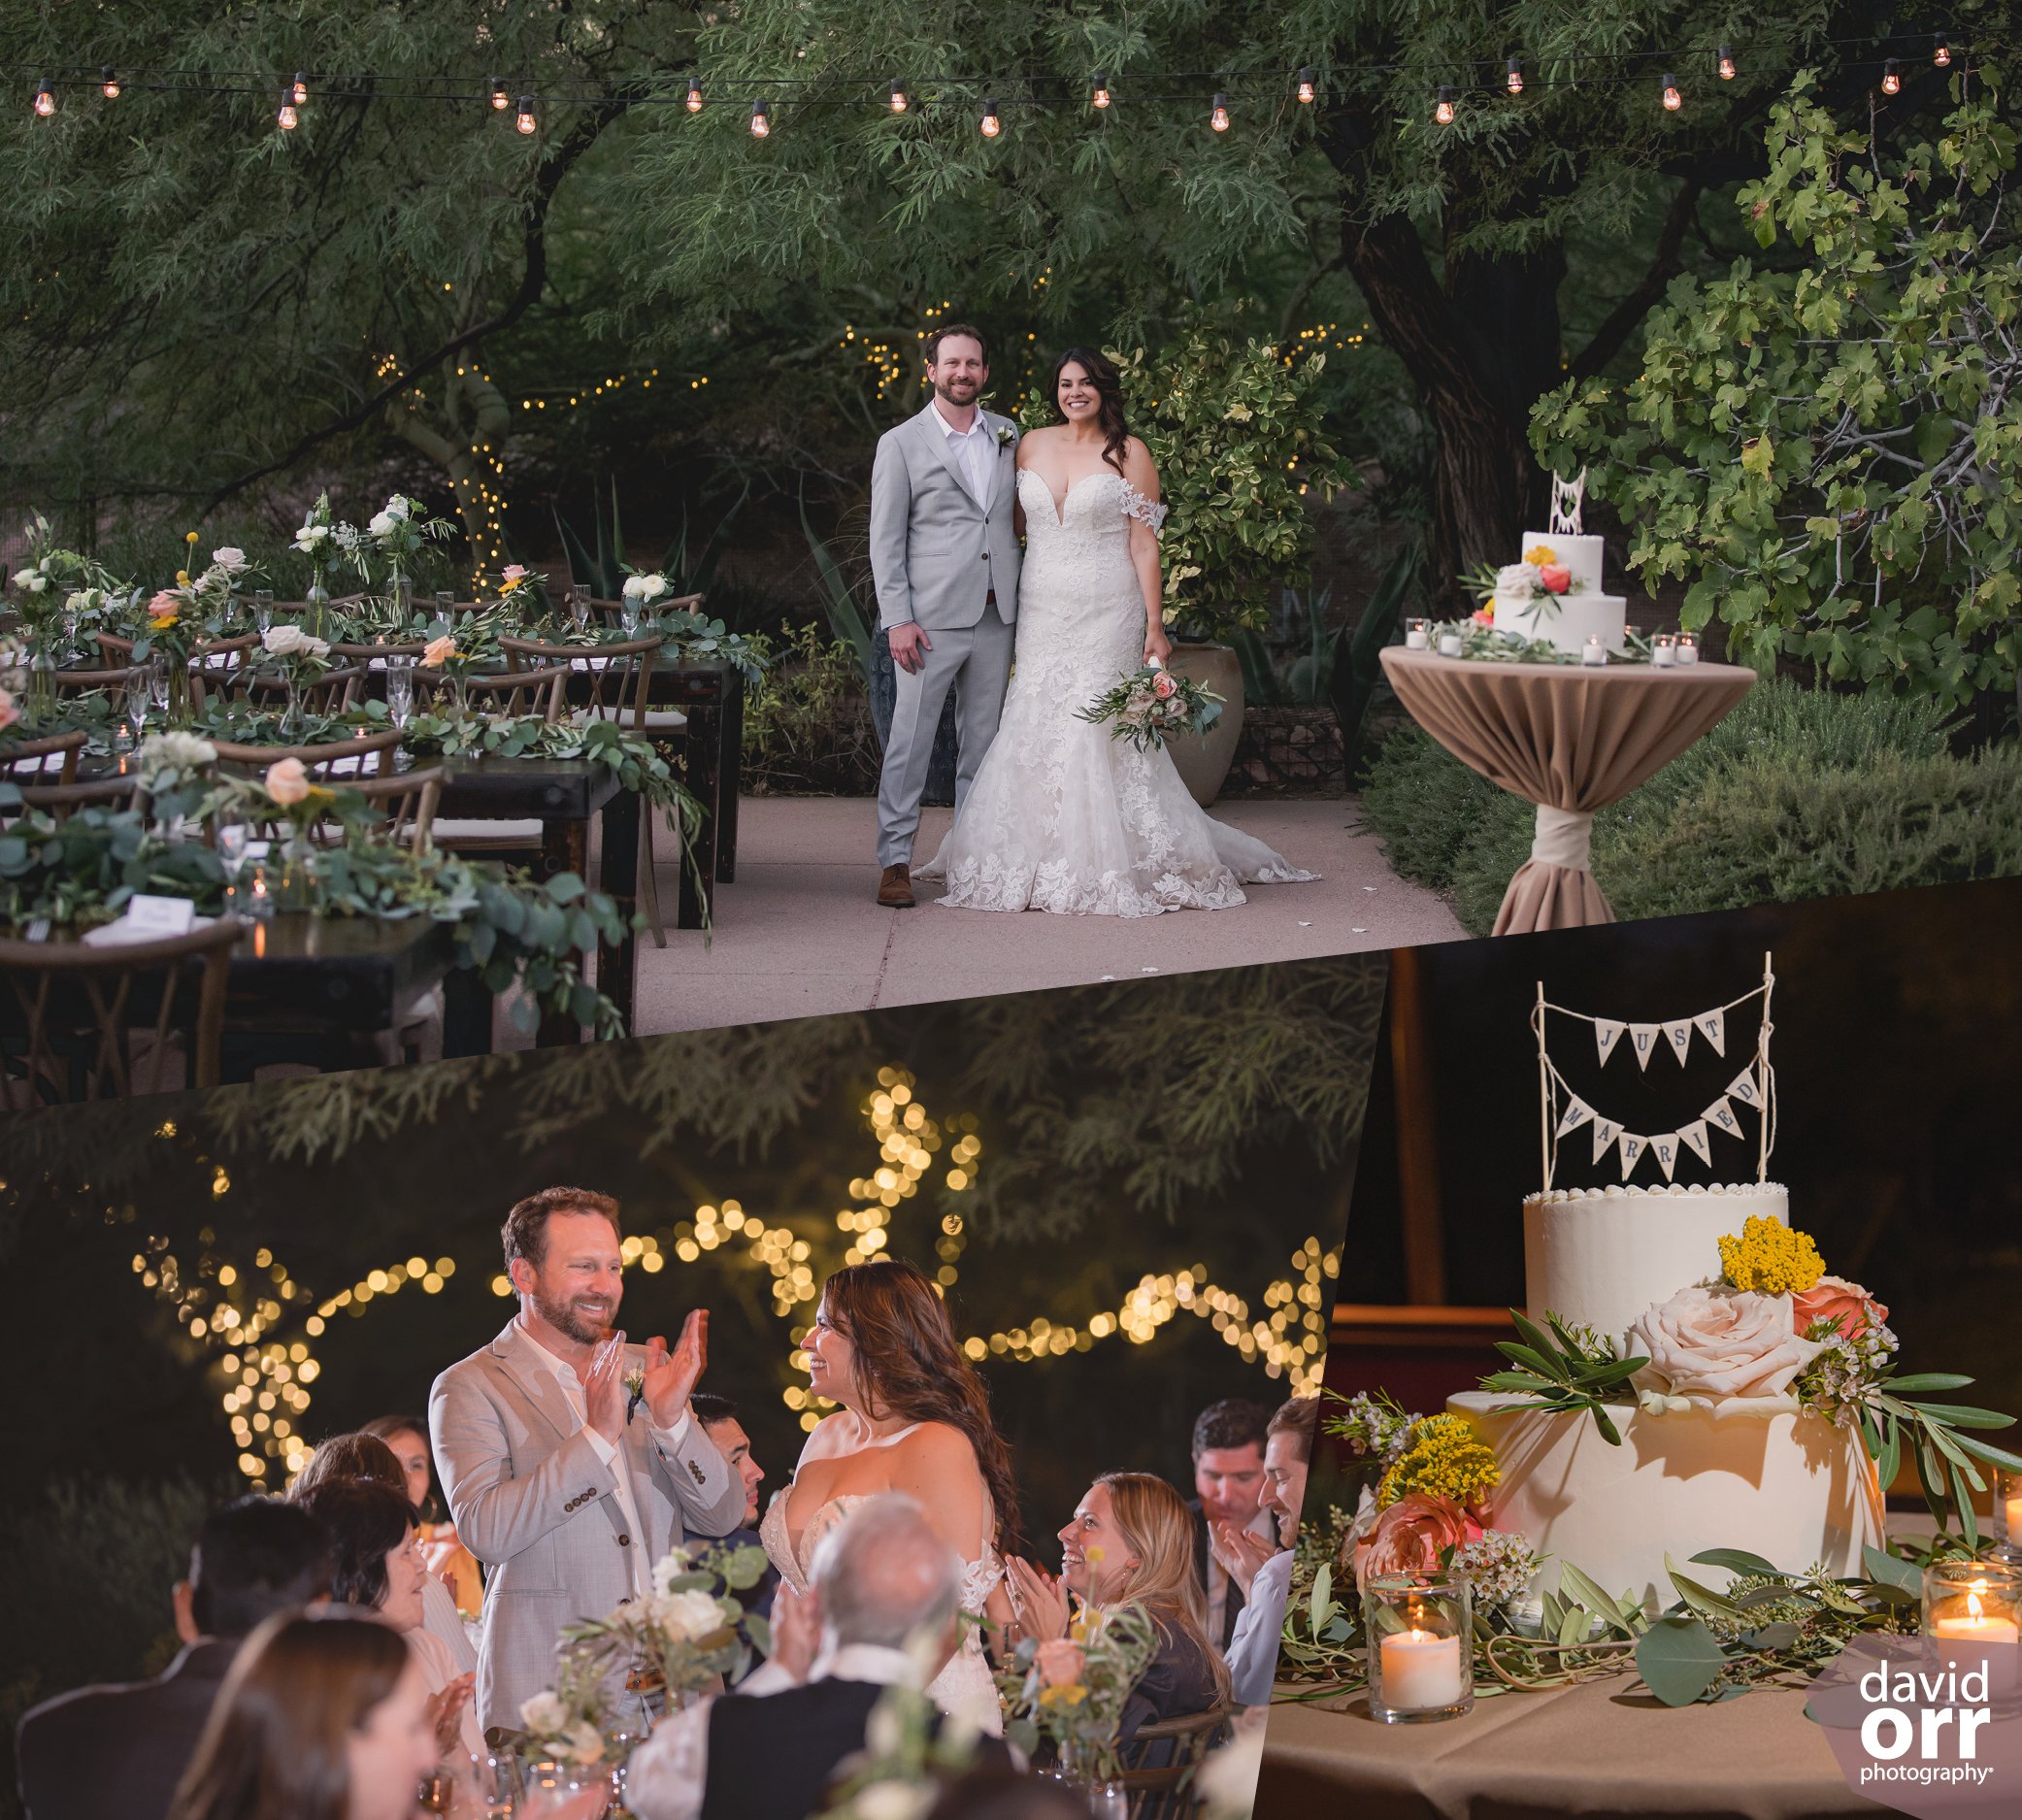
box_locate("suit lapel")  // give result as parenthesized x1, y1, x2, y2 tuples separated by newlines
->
(981, 415, 1012, 513)
(915, 403, 973, 504)
(488, 1323, 580, 1444)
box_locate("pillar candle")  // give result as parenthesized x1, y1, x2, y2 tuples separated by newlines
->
(1379, 1627, 1464, 1709)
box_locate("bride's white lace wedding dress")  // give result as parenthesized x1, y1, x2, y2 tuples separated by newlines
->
(759, 1474, 1006, 1735)
(918, 467, 1316, 914)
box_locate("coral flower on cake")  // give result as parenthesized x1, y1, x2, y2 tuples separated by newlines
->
(1349, 1492, 1480, 1593)
(1792, 1274, 1888, 1343)
(1537, 563, 1572, 594)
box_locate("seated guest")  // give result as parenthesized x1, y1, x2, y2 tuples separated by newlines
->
(1184, 1398, 1275, 1650)
(289, 1430, 477, 1674)
(362, 1413, 485, 1619)
(17, 1497, 333, 1820)
(627, 1494, 1009, 1820)
(1219, 1398, 1318, 1707)
(1007, 1473, 1231, 1755)
(294, 1479, 484, 1768)
(165, 1609, 442, 1820)
(689, 1391, 779, 1621)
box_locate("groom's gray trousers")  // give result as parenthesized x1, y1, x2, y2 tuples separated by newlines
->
(875, 602, 1016, 868)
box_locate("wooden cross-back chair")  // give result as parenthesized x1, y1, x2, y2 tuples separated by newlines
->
(0, 919, 241, 1105)
(229, 663, 369, 717)
(209, 728, 407, 782)
(0, 729, 86, 786)
(414, 662, 570, 722)
(1115, 1705, 1232, 1820)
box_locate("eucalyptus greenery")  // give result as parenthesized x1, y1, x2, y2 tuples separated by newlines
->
(1481, 1309, 1650, 1444)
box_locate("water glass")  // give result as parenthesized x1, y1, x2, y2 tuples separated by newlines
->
(123, 670, 153, 743)
(385, 656, 416, 728)
(147, 656, 170, 714)
(253, 588, 275, 632)
(436, 590, 456, 617)
(571, 583, 591, 632)
(621, 599, 643, 638)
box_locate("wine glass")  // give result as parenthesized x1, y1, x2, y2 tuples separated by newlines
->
(123, 668, 152, 745)
(215, 808, 250, 912)
(385, 654, 416, 728)
(147, 655, 170, 716)
(253, 588, 275, 632)
(570, 583, 591, 634)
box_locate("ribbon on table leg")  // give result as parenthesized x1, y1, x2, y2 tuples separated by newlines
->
(1493, 803, 1613, 936)
(1531, 803, 1596, 871)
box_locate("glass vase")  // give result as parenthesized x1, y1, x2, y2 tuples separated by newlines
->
(389, 566, 414, 625)
(304, 570, 331, 640)
(164, 660, 192, 727)
(274, 830, 319, 913)
(1366, 1570, 1475, 1723)
(28, 649, 55, 723)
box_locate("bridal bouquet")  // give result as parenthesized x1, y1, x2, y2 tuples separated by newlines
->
(1077, 662, 1223, 753)
(520, 1539, 772, 1765)
(996, 1600, 1159, 1783)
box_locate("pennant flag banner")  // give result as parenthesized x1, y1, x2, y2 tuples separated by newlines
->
(1694, 1009, 1726, 1056)
(1592, 1117, 1622, 1164)
(1617, 1132, 1648, 1177)
(1705, 1095, 1742, 1138)
(1677, 1118, 1712, 1166)
(1584, 997, 1757, 1069)
(1556, 1095, 1595, 1137)
(1629, 1023, 1662, 1071)
(1727, 1065, 1761, 1109)
(1664, 1020, 1693, 1062)
(1595, 1019, 1624, 1067)
(1650, 1132, 1679, 1180)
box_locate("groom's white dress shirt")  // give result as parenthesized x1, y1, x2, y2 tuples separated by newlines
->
(624, 1642, 915, 1820)
(932, 400, 996, 510)
(507, 1323, 677, 1599)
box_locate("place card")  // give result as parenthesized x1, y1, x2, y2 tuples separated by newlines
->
(124, 894, 197, 937)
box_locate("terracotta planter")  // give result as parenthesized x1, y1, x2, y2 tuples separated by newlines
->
(1164, 642, 1244, 806)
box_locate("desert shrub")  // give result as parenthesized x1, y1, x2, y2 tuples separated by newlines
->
(742, 624, 880, 795)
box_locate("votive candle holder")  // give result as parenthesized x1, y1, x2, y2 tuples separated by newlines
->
(1367, 1571, 1474, 1723)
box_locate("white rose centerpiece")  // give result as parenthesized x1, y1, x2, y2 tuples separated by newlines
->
(622, 572, 670, 603)
(262, 623, 330, 661)
(1630, 1284, 1825, 1417)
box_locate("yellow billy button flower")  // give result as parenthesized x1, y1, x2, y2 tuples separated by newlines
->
(1717, 1216, 1826, 1297)
(1376, 1412, 1500, 1510)
(1523, 544, 1557, 567)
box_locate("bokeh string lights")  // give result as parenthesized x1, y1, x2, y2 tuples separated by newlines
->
(132, 1069, 1338, 1483)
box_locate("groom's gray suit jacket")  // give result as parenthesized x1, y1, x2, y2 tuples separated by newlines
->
(868, 402, 1023, 631)
(430, 1323, 746, 1735)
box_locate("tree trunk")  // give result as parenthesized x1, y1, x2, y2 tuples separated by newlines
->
(1338, 214, 1562, 607)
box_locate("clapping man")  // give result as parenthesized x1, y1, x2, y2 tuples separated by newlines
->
(691, 1391, 780, 1623)
(1185, 1398, 1276, 1649)
(430, 1187, 746, 1738)
(1218, 1398, 1318, 1706)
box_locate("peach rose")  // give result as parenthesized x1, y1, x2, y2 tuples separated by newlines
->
(1538, 563, 1572, 594)
(1152, 671, 1177, 699)
(1035, 1638, 1086, 1690)
(148, 589, 182, 627)
(1350, 1493, 1476, 1594)
(264, 756, 311, 806)
(421, 634, 456, 669)
(1630, 1284, 1823, 1409)
(1792, 1274, 1888, 1344)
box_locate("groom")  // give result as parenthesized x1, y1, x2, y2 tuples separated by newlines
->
(867, 322, 1023, 907)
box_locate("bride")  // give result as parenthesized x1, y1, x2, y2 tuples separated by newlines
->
(919, 347, 1316, 915)
(759, 1260, 1019, 1734)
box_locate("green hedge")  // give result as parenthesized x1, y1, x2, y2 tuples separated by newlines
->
(1362, 681, 2022, 935)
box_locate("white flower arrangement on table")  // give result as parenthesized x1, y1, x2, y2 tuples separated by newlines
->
(332, 491, 456, 596)
(1077, 661, 1224, 753)
(517, 1539, 772, 1769)
(135, 731, 218, 794)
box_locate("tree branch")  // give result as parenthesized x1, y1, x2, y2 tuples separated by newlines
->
(1570, 178, 1703, 382)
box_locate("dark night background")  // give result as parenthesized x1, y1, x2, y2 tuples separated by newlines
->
(0, 957, 1381, 1793)
(1330, 877, 2022, 1491)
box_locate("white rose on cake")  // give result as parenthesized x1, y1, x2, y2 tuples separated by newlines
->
(1496, 561, 1541, 596)
(1630, 1284, 1825, 1416)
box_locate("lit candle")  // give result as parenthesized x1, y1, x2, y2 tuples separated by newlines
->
(1931, 1582, 2022, 1696)
(1437, 630, 1462, 657)
(1379, 1627, 1465, 1710)
(1652, 633, 1677, 668)
(1581, 636, 1607, 667)
(2005, 1489, 2022, 1541)
(1676, 632, 1699, 665)
(1405, 616, 1430, 651)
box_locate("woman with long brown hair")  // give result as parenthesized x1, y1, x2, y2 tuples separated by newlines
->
(1005, 1472, 1231, 1751)
(918, 343, 1314, 915)
(760, 1259, 1020, 1734)
(165, 1609, 438, 1820)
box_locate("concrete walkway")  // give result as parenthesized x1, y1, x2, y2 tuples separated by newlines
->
(627, 795, 1465, 1034)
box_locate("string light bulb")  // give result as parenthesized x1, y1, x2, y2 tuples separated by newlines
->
(514, 94, 537, 135)
(278, 90, 299, 130)
(1092, 75, 1110, 110)
(686, 78, 703, 113)
(33, 81, 53, 118)
(980, 97, 1001, 138)
(290, 73, 308, 107)
(1210, 91, 1230, 133)
(489, 79, 510, 111)
(750, 98, 771, 138)
(1507, 57, 1523, 95)
(101, 66, 120, 100)
(1434, 84, 1455, 126)
(1934, 35, 1951, 69)
(1718, 46, 1737, 81)
(889, 79, 909, 115)
(1882, 58, 1902, 96)
(1661, 72, 1682, 112)
(1297, 67, 1315, 105)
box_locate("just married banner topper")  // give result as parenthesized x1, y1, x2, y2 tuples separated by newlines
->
(1533, 955, 1777, 1189)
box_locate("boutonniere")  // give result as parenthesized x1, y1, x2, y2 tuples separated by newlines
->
(995, 424, 1016, 449)
(624, 1367, 646, 1426)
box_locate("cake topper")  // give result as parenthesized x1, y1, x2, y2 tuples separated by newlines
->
(1530, 952, 1776, 1190)
(1547, 468, 1588, 538)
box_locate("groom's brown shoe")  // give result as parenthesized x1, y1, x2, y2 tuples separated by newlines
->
(877, 864, 915, 909)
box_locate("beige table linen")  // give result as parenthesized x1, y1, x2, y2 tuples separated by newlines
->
(1377, 651, 1755, 935)
(1258, 1678, 1885, 1820)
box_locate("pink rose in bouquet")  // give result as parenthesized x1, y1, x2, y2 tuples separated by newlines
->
(1793, 1274, 1889, 1343)
(1538, 564, 1572, 594)
(1035, 1638, 1086, 1690)
(1152, 671, 1177, 699)
(1350, 1493, 1479, 1593)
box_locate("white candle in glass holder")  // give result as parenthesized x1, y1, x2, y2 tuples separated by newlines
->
(1405, 618, 1430, 651)
(1580, 637, 1606, 667)
(1379, 1627, 1464, 1709)
(2005, 1489, 2022, 1539)
(1676, 633, 1700, 665)
(1652, 634, 1677, 668)
(1437, 631, 1462, 657)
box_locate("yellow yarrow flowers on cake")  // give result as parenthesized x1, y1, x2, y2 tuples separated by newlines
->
(1718, 1215, 1826, 1296)
(1376, 1412, 1499, 1509)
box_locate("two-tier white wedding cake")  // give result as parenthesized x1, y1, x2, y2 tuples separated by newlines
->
(1446, 971, 1885, 1608)
(1489, 471, 1629, 655)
